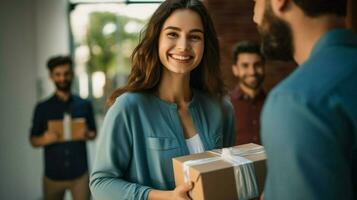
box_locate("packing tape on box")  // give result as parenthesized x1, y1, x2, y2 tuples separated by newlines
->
(183, 157, 222, 198)
(182, 146, 264, 199)
(221, 148, 259, 200)
(63, 112, 72, 141)
(183, 157, 221, 182)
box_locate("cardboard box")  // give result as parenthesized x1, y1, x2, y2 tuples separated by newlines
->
(47, 118, 87, 141)
(172, 143, 266, 200)
(71, 118, 87, 140)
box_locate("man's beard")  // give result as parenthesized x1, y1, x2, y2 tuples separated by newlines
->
(258, 2, 294, 61)
(240, 75, 265, 90)
(55, 81, 72, 92)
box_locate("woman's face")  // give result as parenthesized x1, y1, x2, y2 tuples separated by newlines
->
(158, 9, 204, 75)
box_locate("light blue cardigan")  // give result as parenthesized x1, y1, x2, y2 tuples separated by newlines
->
(90, 90, 235, 200)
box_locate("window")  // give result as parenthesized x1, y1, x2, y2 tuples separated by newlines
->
(69, 0, 161, 114)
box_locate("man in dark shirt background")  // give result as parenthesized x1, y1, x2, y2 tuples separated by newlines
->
(230, 41, 266, 145)
(30, 55, 97, 200)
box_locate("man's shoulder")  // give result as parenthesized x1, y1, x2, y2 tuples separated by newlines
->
(71, 94, 92, 105)
(35, 95, 55, 108)
(272, 50, 356, 101)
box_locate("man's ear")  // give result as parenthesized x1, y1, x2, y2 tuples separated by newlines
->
(49, 72, 53, 81)
(232, 64, 239, 76)
(271, 0, 290, 15)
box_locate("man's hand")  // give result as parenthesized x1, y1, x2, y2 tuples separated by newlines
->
(30, 131, 59, 147)
(43, 131, 60, 144)
(72, 127, 95, 141)
(85, 131, 96, 140)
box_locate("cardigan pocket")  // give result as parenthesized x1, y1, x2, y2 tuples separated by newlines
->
(146, 137, 179, 150)
(145, 137, 181, 189)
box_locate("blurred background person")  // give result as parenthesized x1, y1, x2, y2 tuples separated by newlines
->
(230, 41, 266, 145)
(30, 55, 97, 200)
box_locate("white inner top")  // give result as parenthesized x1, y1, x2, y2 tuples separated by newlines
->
(186, 134, 205, 154)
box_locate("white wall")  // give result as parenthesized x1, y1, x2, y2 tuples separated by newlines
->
(36, 0, 70, 98)
(0, 0, 69, 199)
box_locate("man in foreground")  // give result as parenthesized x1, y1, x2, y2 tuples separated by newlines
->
(253, 0, 357, 199)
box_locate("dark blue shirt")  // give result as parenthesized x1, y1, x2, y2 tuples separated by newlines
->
(30, 94, 96, 180)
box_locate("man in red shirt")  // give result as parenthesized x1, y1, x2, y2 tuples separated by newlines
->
(230, 41, 266, 145)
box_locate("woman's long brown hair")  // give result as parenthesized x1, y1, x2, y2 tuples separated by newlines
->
(108, 0, 225, 106)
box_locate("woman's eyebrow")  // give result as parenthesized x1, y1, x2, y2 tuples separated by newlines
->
(163, 26, 203, 33)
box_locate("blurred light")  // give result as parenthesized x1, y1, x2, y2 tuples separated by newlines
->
(124, 21, 143, 33)
(79, 73, 89, 98)
(103, 22, 117, 35)
(75, 45, 90, 64)
(92, 71, 106, 98)
(92, 45, 102, 55)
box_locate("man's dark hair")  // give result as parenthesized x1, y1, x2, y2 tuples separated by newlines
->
(292, 0, 347, 17)
(232, 41, 265, 64)
(47, 55, 73, 72)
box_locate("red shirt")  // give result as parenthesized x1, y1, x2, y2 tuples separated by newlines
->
(230, 87, 266, 145)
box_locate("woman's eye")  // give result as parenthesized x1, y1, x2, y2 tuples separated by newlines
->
(167, 32, 178, 38)
(190, 35, 202, 41)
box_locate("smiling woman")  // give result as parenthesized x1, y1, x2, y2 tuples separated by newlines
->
(158, 9, 204, 75)
(89, 0, 236, 200)
(107, 0, 225, 104)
